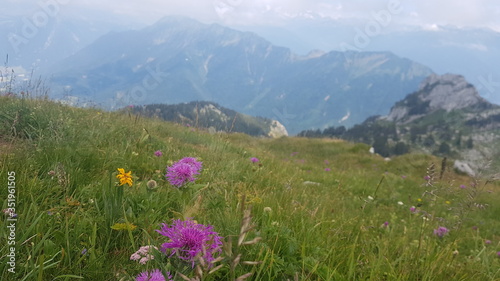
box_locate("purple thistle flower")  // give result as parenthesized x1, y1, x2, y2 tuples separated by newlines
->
(156, 219, 223, 268)
(433, 226, 449, 238)
(178, 157, 203, 171)
(166, 163, 197, 187)
(485, 240, 492, 245)
(460, 184, 467, 189)
(383, 221, 389, 227)
(324, 168, 331, 172)
(250, 157, 259, 163)
(165, 157, 202, 187)
(410, 206, 417, 213)
(154, 150, 163, 157)
(136, 269, 168, 281)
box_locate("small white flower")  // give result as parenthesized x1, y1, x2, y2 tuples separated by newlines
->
(367, 196, 374, 201)
(397, 201, 404, 205)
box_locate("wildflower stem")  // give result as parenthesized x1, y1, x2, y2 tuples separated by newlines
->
(373, 175, 385, 199)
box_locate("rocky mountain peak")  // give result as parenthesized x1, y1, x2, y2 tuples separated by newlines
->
(384, 73, 489, 122)
(418, 73, 485, 111)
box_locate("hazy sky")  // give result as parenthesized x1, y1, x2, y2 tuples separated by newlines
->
(4, 0, 500, 31)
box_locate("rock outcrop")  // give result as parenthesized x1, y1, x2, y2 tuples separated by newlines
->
(384, 73, 489, 123)
(268, 120, 288, 138)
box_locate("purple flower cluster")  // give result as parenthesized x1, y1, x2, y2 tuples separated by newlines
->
(156, 219, 223, 268)
(165, 157, 202, 187)
(250, 157, 259, 163)
(136, 269, 172, 281)
(154, 150, 163, 157)
(130, 245, 158, 264)
(433, 226, 449, 238)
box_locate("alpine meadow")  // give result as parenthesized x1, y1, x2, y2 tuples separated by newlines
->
(1, 93, 499, 280)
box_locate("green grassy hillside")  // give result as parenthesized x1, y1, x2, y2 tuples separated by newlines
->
(129, 101, 285, 137)
(1, 95, 499, 280)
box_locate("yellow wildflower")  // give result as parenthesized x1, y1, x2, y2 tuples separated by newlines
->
(116, 168, 133, 186)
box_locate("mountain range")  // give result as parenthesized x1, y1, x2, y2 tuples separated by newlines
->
(42, 16, 432, 134)
(3, 15, 499, 135)
(239, 19, 500, 105)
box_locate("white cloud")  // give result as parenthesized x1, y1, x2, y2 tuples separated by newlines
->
(421, 24, 441, 31)
(5, 0, 500, 30)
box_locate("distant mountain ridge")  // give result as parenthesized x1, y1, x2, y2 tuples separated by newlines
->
(46, 16, 433, 134)
(241, 21, 500, 105)
(0, 14, 137, 69)
(131, 101, 288, 138)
